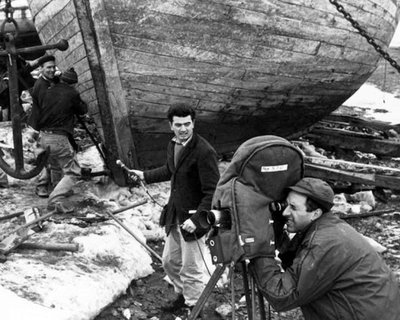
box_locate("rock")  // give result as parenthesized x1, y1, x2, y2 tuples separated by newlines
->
(0, 169, 8, 188)
(350, 191, 376, 208)
(122, 308, 131, 319)
(334, 193, 347, 204)
(387, 129, 399, 138)
(298, 141, 327, 158)
(360, 203, 373, 213)
(215, 303, 238, 318)
(350, 204, 361, 214)
(394, 270, 400, 283)
(332, 193, 354, 214)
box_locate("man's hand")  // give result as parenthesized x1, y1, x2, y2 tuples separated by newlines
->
(181, 219, 197, 233)
(130, 169, 144, 181)
(26, 127, 39, 143)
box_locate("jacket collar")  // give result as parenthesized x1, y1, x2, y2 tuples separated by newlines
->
(172, 133, 193, 147)
(172, 133, 198, 170)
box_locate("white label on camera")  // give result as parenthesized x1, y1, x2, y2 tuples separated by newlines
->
(261, 164, 288, 172)
(245, 237, 255, 243)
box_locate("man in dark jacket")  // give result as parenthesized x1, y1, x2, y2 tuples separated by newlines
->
(250, 177, 400, 320)
(28, 54, 59, 197)
(132, 103, 220, 312)
(31, 67, 87, 213)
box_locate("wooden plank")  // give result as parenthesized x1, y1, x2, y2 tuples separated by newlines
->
(306, 127, 400, 157)
(107, 2, 377, 51)
(73, 0, 139, 182)
(18, 242, 79, 252)
(121, 79, 232, 104)
(339, 209, 396, 220)
(115, 48, 255, 78)
(32, 0, 71, 31)
(325, 114, 400, 133)
(305, 156, 400, 174)
(305, 163, 400, 190)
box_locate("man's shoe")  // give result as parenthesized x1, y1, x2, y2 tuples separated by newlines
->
(183, 305, 204, 320)
(161, 294, 186, 312)
(35, 186, 49, 198)
(47, 201, 74, 214)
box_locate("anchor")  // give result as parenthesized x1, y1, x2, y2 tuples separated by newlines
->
(0, 2, 68, 179)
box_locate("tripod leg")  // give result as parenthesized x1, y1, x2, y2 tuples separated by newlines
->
(257, 288, 267, 320)
(240, 261, 253, 320)
(189, 264, 226, 320)
(251, 276, 257, 320)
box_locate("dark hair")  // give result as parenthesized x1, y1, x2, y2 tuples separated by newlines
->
(305, 198, 329, 213)
(167, 103, 196, 122)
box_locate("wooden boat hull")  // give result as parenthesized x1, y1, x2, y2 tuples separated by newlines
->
(27, 0, 400, 178)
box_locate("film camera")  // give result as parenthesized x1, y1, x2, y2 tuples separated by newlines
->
(269, 200, 288, 214)
(201, 136, 304, 265)
(198, 208, 231, 230)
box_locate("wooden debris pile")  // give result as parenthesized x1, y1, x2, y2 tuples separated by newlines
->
(304, 114, 400, 158)
(294, 114, 400, 193)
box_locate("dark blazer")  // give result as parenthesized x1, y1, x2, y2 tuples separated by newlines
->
(144, 133, 220, 241)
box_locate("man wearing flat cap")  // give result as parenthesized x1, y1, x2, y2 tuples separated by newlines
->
(28, 54, 59, 197)
(30, 67, 87, 213)
(250, 177, 400, 320)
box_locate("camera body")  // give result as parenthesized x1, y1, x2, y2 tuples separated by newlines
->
(205, 136, 304, 264)
(269, 200, 288, 214)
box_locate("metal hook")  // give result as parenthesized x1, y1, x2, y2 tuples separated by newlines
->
(0, 33, 68, 179)
(0, 145, 50, 179)
(0, 18, 19, 40)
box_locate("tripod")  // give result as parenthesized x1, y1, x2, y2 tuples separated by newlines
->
(189, 260, 267, 320)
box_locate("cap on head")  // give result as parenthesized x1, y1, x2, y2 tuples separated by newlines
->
(288, 177, 334, 212)
(60, 67, 78, 84)
(38, 55, 55, 66)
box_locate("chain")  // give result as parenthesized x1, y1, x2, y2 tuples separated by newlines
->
(4, 0, 13, 22)
(0, 0, 19, 38)
(329, 0, 400, 74)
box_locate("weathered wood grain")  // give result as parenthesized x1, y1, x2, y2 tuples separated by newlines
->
(28, 0, 400, 172)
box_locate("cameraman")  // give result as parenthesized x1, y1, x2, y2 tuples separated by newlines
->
(250, 177, 400, 320)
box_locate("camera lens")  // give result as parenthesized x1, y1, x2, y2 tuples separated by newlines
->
(198, 209, 231, 229)
(269, 200, 288, 213)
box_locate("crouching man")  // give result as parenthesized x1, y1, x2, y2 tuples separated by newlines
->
(250, 177, 400, 320)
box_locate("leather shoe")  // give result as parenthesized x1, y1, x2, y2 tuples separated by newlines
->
(161, 294, 186, 312)
(35, 186, 49, 198)
(47, 201, 74, 214)
(182, 304, 204, 320)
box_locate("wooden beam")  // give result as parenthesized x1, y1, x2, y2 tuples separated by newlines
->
(306, 156, 400, 174)
(306, 127, 400, 157)
(325, 114, 400, 133)
(339, 209, 396, 220)
(305, 163, 400, 190)
(18, 242, 79, 252)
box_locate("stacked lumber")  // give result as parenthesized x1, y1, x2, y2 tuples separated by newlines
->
(298, 115, 400, 191)
(305, 115, 400, 157)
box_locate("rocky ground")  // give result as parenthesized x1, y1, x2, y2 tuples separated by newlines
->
(94, 48, 400, 320)
(93, 190, 400, 320)
(1, 49, 400, 320)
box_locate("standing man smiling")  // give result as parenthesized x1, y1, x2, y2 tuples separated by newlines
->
(132, 103, 220, 314)
(28, 55, 59, 198)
